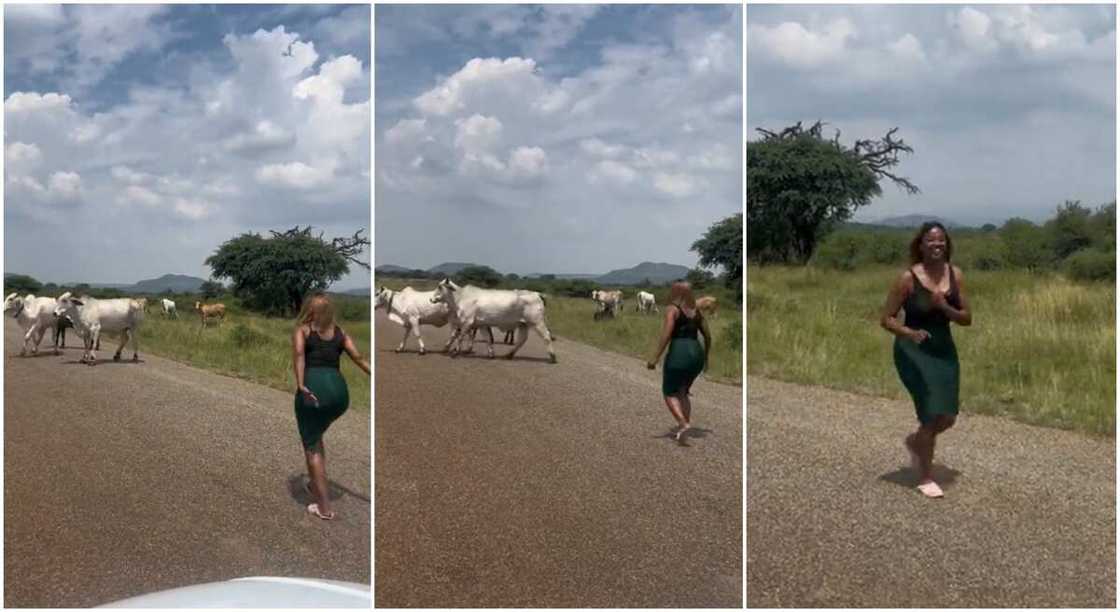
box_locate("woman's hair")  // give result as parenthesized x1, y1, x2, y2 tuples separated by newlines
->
(909, 221, 953, 265)
(297, 292, 335, 330)
(668, 281, 696, 309)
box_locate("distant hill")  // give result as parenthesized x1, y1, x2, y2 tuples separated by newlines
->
(128, 274, 208, 294)
(596, 261, 690, 285)
(527, 273, 601, 280)
(339, 287, 370, 296)
(374, 264, 414, 275)
(427, 262, 478, 275)
(874, 214, 959, 228)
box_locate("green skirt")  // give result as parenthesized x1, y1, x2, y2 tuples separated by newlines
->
(294, 367, 350, 451)
(893, 326, 959, 425)
(662, 338, 704, 396)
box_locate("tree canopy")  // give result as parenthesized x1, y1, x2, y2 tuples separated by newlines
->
(691, 213, 742, 302)
(206, 226, 369, 316)
(747, 121, 919, 264)
(4, 274, 42, 296)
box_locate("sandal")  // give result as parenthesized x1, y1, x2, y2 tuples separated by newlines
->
(916, 481, 944, 498)
(306, 503, 336, 520)
(674, 425, 690, 442)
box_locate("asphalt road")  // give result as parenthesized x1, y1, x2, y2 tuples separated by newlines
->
(374, 312, 743, 607)
(3, 318, 370, 607)
(747, 375, 1116, 607)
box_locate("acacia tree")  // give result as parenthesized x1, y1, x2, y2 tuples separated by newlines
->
(747, 121, 919, 264)
(4, 274, 42, 295)
(206, 226, 370, 316)
(691, 213, 743, 302)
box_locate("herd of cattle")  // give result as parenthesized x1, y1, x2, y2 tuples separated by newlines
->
(375, 280, 719, 363)
(4, 292, 227, 365)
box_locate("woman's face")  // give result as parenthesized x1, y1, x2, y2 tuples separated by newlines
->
(921, 227, 948, 262)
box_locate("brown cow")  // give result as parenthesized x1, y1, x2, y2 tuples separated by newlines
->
(195, 301, 226, 327)
(696, 296, 718, 318)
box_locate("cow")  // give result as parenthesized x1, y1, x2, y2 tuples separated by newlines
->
(54, 292, 144, 364)
(138, 297, 151, 314)
(697, 296, 718, 318)
(4, 293, 60, 355)
(637, 291, 658, 314)
(431, 279, 557, 363)
(375, 285, 455, 355)
(195, 302, 226, 327)
(161, 298, 178, 319)
(591, 289, 624, 314)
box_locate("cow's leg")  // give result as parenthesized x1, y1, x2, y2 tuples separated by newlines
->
(130, 326, 140, 361)
(31, 325, 46, 354)
(533, 319, 557, 363)
(484, 326, 496, 359)
(505, 323, 530, 360)
(114, 328, 129, 361)
(396, 323, 410, 352)
(21, 323, 37, 356)
(88, 327, 101, 364)
(504, 329, 515, 345)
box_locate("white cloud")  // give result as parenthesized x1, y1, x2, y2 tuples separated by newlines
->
(454, 114, 503, 151)
(951, 7, 996, 52)
(385, 119, 428, 145)
(172, 198, 212, 220)
(748, 18, 854, 68)
(120, 185, 162, 208)
(5, 92, 73, 113)
(889, 33, 927, 64)
(223, 120, 296, 155)
(256, 161, 334, 189)
(507, 146, 547, 180)
(6, 142, 42, 165)
(414, 57, 538, 115)
(594, 159, 638, 184)
(653, 172, 698, 198)
(580, 138, 626, 159)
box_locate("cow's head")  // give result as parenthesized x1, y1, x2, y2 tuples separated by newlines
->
(53, 292, 83, 319)
(374, 286, 392, 309)
(195, 301, 202, 310)
(430, 278, 460, 304)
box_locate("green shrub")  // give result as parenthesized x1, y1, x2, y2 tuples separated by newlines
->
(814, 233, 862, 271)
(230, 323, 271, 348)
(1064, 248, 1115, 282)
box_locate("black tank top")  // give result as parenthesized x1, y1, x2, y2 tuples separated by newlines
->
(903, 265, 961, 330)
(670, 305, 702, 339)
(305, 325, 344, 369)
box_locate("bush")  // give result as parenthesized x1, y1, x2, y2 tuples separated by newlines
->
(724, 319, 742, 354)
(335, 298, 370, 321)
(1064, 248, 1115, 282)
(814, 233, 862, 271)
(230, 323, 271, 349)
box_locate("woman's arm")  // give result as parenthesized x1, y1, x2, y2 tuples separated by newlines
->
(647, 306, 678, 369)
(880, 271, 929, 343)
(292, 326, 318, 404)
(340, 327, 371, 375)
(931, 266, 972, 326)
(699, 315, 713, 372)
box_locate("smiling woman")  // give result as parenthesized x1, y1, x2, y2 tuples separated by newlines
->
(3, 4, 371, 608)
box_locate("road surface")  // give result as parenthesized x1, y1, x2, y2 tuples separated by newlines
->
(4, 318, 370, 607)
(747, 375, 1115, 607)
(374, 312, 743, 607)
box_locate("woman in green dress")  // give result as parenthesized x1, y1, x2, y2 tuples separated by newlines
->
(880, 222, 972, 498)
(648, 281, 712, 443)
(292, 293, 370, 520)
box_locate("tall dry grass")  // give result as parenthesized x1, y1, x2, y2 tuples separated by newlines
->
(747, 264, 1115, 435)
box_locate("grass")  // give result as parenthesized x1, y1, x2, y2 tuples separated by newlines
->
(747, 264, 1115, 435)
(101, 300, 371, 410)
(376, 278, 743, 385)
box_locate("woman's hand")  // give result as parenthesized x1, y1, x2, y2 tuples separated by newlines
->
(300, 386, 319, 406)
(906, 329, 931, 344)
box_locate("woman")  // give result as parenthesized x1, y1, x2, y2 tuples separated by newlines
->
(647, 281, 712, 442)
(292, 293, 370, 519)
(880, 222, 972, 498)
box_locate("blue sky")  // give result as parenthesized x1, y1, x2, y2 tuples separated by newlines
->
(5, 4, 370, 288)
(747, 4, 1116, 226)
(376, 5, 742, 275)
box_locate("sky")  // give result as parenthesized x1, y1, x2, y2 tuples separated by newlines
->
(747, 4, 1116, 227)
(4, 5, 371, 289)
(376, 5, 742, 275)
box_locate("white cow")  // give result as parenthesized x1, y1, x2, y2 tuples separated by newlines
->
(54, 292, 145, 364)
(4, 293, 60, 355)
(637, 291, 658, 314)
(375, 286, 452, 355)
(161, 298, 178, 319)
(431, 279, 557, 363)
(591, 289, 624, 320)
